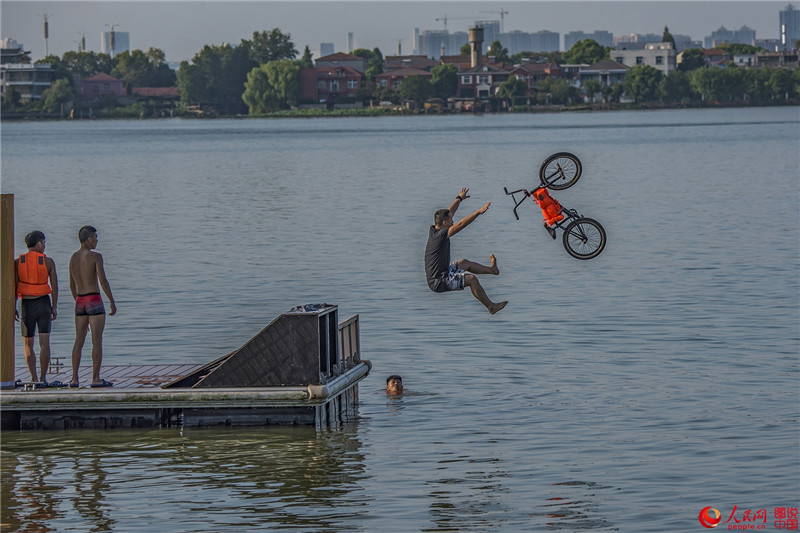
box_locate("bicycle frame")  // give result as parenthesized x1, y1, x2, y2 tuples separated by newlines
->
(504, 186, 583, 226)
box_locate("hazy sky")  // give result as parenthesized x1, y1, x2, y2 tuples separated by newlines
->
(2, 1, 791, 63)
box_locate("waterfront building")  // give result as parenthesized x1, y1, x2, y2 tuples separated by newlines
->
(611, 42, 677, 74)
(80, 72, 124, 99)
(455, 26, 510, 99)
(375, 67, 432, 91)
(754, 50, 800, 68)
(382, 55, 437, 72)
(579, 59, 630, 87)
(298, 66, 364, 106)
(508, 59, 564, 91)
(315, 52, 366, 74)
(100, 31, 130, 58)
(0, 62, 53, 101)
(780, 3, 800, 49)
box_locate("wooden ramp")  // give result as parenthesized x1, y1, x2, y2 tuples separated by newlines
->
(0, 306, 370, 431)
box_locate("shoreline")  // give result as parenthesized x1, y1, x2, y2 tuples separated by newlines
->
(2, 100, 798, 121)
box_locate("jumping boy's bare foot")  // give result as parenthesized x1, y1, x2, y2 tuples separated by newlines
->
(489, 301, 508, 315)
(490, 254, 500, 275)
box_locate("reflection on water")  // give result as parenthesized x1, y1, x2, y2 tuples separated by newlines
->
(1, 108, 797, 532)
(1, 427, 368, 532)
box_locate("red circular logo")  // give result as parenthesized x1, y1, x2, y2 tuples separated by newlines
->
(699, 507, 722, 528)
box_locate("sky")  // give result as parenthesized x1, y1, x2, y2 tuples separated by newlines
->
(1, 1, 791, 63)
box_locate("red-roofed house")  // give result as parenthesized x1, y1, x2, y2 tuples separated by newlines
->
(508, 60, 564, 92)
(314, 53, 367, 74)
(81, 72, 123, 98)
(299, 66, 364, 106)
(375, 67, 432, 91)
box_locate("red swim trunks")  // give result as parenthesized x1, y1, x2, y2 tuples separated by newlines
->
(75, 293, 105, 316)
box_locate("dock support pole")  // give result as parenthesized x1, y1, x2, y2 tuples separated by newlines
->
(1, 194, 15, 389)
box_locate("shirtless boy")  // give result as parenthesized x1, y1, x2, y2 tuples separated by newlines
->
(69, 226, 116, 388)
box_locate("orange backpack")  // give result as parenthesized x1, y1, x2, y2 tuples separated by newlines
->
(532, 188, 564, 226)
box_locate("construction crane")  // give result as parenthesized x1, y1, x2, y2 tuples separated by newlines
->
(435, 14, 478, 31)
(480, 8, 509, 33)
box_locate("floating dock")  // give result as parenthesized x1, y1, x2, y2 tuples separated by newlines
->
(1, 304, 371, 431)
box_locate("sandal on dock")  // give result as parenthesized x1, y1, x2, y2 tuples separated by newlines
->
(90, 379, 114, 388)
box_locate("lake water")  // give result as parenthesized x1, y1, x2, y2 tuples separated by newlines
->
(1, 108, 798, 532)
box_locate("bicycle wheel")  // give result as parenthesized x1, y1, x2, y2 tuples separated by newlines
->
(562, 217, 606, 260)
(539, 152, 582, 190)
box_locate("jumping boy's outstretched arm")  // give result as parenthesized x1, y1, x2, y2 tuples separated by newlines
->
(448, 188, 471, 217)
(448, 202, 490, 238)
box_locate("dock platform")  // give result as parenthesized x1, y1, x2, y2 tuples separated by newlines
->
(1, 305, 371, 431)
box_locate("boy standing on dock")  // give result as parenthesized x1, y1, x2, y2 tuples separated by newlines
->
(15, 230, 58, 384)
(69, 226, 116, 388)
(424, 188, 507, 315)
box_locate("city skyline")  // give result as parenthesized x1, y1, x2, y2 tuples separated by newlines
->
(1, 1, 793, 63)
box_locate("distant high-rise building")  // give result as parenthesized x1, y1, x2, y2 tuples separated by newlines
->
(780, 3, 800, 49)
(346, 32, 354, 53)
(419, 30, 449, 59)
(704, 25, 755, 48)
(320, 43, 334, 57)
(474, 20, 500, 49)
(531, 30, 560, 52)
(101, 31, 129, 57)
(565, 30, 613, 51)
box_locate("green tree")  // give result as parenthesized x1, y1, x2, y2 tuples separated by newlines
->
(487, 40, 510, 64)
(563, 39, 608, 65)
(298, 45, 314, 68)
(398, 75, 433, 105)
(678, 48, 706, 72)
(248, 28, 297, 64)
(36, 55, 72, 84)
(659, 70, 694, 103)
(717, 43, 763, 56)
(1, 86, 21, 109)
(662, 26, 676, 49)
(178, 42, 255, 114)
(624, 65, 663, 103)
(242, 60, 300, 114)
(460, 43, 471, 56)
(497, 76, 528, 103)
(430, 63, 457, 99)
(582, 78, 603, 103)
(352, 48, 383, 81)
(43, 78, 74, 113)
(509, 51, 563, 65)
(61, 50, 113, 79)
(768, 67, 793, 100)
(690, 67, 727, 102)
(111, 48, 176, 89)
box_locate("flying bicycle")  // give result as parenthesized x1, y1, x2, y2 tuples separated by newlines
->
(504, 152, 606, 260)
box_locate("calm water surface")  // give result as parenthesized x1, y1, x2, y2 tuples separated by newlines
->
(1, 108, 798, 532)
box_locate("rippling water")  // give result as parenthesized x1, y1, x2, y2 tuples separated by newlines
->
(2, 107, 798, 532)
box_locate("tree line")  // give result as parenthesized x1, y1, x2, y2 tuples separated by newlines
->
(3, 26, 798, 116)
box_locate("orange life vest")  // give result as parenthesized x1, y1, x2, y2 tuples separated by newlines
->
(532, 188, 564, 226)
(17, 251, 51, 297)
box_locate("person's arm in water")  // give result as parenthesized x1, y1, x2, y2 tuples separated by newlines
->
(448, 202, 490, 238)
